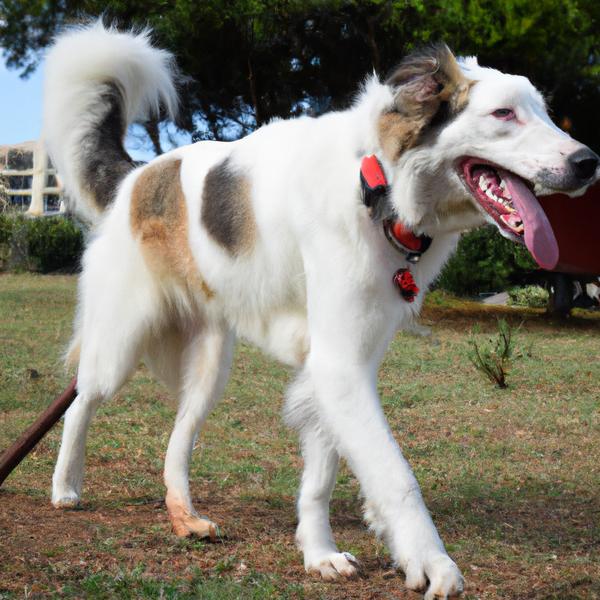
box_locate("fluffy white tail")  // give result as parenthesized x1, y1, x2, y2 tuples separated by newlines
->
(43, 21, 178, 224)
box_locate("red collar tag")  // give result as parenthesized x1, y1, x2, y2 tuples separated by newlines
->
(393, 268, 419, 302)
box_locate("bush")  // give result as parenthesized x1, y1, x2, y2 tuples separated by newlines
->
(0, 213, 15, 269)
(0, 213, 12, 245)
(25, 216, 84, 272)
(0, 214, 83, 273)
(508, 285, 549, 308)
(436, 226, 537, 296)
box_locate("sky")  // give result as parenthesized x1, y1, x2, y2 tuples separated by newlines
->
(0, 60, 44, 146)
(0, 57, 189, 161)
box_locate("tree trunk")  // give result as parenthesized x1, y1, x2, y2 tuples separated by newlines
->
(247, 55, 263, 127)
(547, 272, 572, 318)
(366, 16, 381, 73)
(145, 119, 163, 156)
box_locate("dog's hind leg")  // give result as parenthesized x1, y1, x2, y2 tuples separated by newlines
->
(163, 323, 234, 539)
(52, 235, 160, 508)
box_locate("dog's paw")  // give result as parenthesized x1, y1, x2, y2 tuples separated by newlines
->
(170, 513, 219, 540)
(404, 554, 463, 599)
(306, 551, 359, 581)
(52, 492, 81, 509)
(166, 494, 218, 540)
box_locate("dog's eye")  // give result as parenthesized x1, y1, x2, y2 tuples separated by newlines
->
(492, 108, 515, 120)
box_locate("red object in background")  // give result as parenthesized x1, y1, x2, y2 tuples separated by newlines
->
(539, 183, 600, 275)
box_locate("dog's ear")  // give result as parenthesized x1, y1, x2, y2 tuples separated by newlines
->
(378, 44, 472, 161)
(386, 43, 471, 121)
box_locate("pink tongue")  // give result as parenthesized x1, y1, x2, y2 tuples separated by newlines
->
(497, 168, 559, 270)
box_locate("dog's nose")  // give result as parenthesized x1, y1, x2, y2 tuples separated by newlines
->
(568, 147, 600, 181)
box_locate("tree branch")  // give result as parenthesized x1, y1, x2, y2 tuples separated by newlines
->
(144, 119, 163, 156)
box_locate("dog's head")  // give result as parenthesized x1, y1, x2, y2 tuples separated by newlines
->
(379, 44, 600, 269)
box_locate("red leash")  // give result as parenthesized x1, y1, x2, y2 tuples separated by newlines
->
(0, 376, 78, 486)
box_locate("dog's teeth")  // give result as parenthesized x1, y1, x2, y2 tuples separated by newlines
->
(478, 175, 488, 191)
(499, 180, 506, 190)
(485, 189, 498, 201)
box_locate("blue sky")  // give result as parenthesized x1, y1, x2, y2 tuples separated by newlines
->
(0, 60, 44, 145)
(0, 57, 189, 161)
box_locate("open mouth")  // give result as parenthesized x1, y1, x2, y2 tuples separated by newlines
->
(461, 158, 559, 270)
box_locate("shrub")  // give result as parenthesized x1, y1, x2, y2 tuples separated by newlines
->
(508, 285, 549, 308)
(0, 213, 12, 268)
(0, 214, 84, 273)
(25, 216, 84, 273)
(436, 226, 537, 296)
(0, 213, 12, 245)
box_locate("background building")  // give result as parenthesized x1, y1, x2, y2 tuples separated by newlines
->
(0, 140, 63, 215)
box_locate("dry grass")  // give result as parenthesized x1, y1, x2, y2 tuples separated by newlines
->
(0, 274, 599, 599)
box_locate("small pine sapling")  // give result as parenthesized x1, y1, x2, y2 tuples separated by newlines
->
(468, 319, 519, 388)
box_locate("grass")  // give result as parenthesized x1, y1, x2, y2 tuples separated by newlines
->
(1, 274, 599, 599)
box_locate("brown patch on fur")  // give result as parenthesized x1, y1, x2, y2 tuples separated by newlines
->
(65, 339, 81, 370)
(378, 112, 427, 163)
(131, 159, 214, 299)
(201, 158, 255, 255)
(380, 44, 473, 161)
(295, 343, 309, 366)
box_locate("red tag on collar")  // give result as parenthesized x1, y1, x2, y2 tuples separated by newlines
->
(393, 268, 419, 302)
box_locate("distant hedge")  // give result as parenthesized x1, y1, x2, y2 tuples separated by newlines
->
(436, 226, 537, 296)
(0, 213, 84, 273)
(0, 214, 540, 293)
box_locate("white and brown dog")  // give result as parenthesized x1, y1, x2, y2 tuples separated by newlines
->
(43, 22, 598, 599)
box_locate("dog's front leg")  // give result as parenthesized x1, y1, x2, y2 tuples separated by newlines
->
(285, 379, 359, 579)
(308, 360, 462, 597)
(301, 243, 463, 599)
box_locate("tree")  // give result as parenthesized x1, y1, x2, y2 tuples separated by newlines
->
(1, 0, 599, 151)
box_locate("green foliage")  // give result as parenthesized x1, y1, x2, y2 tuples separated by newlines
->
(24, 216, 84, 273)
(436, 226, 537, 296)
(0, 214, 83, 273)
(508, 285, 549, 308)
(467, 319, 518, 388)
(0, 213, 12, 268)
(0, 213, 12, 245)
(1, 1, 598, 150)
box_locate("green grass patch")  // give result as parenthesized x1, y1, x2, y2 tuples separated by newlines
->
(1, 274, 599, 599)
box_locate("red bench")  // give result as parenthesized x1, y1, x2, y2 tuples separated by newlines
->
(540, 183, 600, 276)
